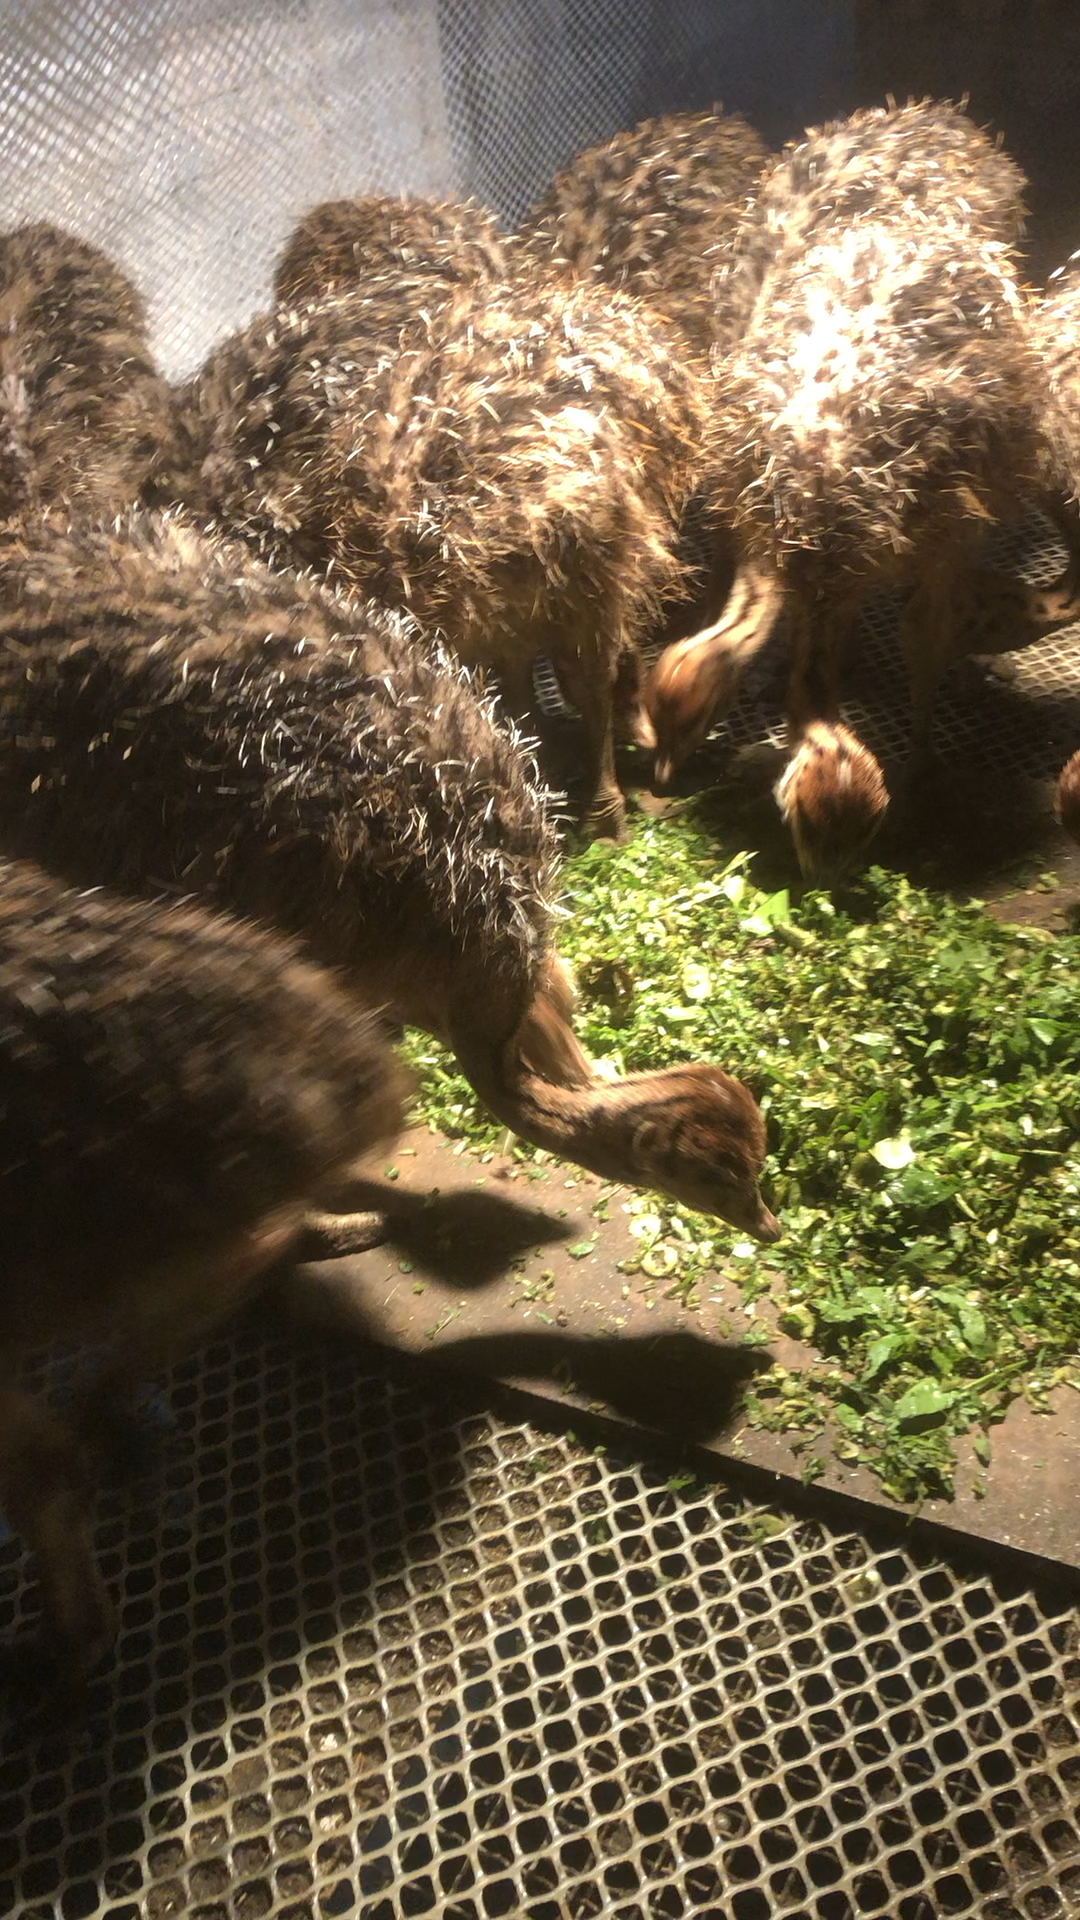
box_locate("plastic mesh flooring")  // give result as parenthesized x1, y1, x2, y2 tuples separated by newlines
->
(842, 511, 1080, 782)
(536, 504, 1080, 788)
(2, 1329, 1079, 1920)
(2, 7, 1080, 1915)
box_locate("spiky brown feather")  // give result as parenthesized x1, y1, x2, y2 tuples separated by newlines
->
(149, 275, 714, 828)
(716, 98, 1027, 342)
(156, 274, 708, 612)
(710, 215, 1041, 583)
(0, 856, 404, 1304)
(706, 101, 1038, 585)
(321, 278, 705, 646)
(0, 509, 559, 1047)
(1029, 252, 1080, 502)
(0, 222, 170, 519)
(274, 192, 508, 309)
(0, 510, 773, 1232)
(699, 102, 1036, 878)
(518, 109, 771, 358)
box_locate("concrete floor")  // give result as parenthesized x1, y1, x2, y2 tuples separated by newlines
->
(277, 791, 1080, 1579)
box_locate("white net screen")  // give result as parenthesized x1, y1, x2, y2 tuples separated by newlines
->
(0, 0, 856, 378)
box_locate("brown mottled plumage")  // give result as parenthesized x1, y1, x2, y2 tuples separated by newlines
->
(517, 112, 774, 667)
(274, 192, 508, 308)
(1032, 252, 1080, 503)
(1057, 748, 1080, 843)
(713, 216, 1036, 582)
(152, 277, 713, 836)
(773, 724, 890, 887)
(320, 279, 712, 832)
(0, 855, 404, 1684)
(1025, 251, 1080, 607)
(701, 102, 1042, 875)
(518, 109, 772, 359)
(0, 509, 777, 1241)
(717, 98, 1027, 341)
(143, 278, 444, 550)
(0, 222, 169, 519)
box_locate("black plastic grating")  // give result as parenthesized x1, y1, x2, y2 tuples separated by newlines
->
(1, 1328, 1078, 1920)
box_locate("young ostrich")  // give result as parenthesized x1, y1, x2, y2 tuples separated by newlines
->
(274, 192, 509, 308)
(645, 102, 1040, 881)
(646, 100, 1035, 837)
(0, 510, 779, 1243)
(517, 108, 772, 363)
(0, 857, 405, 1687)
(712, 212, 1042, 877)
(517, 110, 773, 646)
(151, 275, 713, 837)
(1057, 749, 1080, 843)
(718, 97, 1027, 346)
(0, 222, 170, 520)
(1027, 249, 1080, 603)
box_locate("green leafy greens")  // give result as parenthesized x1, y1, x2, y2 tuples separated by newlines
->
(402, 807, 1080, 1502)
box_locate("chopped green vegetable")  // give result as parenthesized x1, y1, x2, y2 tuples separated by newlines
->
(401, 807, 1080, 1503)
(870, 1134, 916, 1171)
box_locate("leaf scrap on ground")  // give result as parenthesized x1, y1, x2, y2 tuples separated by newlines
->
(402, 806, 1080, 1503)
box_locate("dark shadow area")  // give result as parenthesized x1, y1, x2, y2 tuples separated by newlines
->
(0, 1334, 494, 1871)
(308, 1173, 576, 1289)
(854, 0, 1080, 285)
(411, 1325, 770, 1443)
(260, 1272, 771, 1445)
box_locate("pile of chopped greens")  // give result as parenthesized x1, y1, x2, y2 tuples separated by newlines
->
(402, 807, 1080, 1502)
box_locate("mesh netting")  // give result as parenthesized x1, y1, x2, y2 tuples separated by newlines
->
(0, 0, 458, 380)
(0, 0, 856, 379)
(2, 1333, 1079, 1920)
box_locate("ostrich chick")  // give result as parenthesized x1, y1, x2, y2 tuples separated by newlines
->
(0, 510, 778, 1241)
(274, 191, 508, 309)
(1056, 749, 1080, 843)
(0, 222, 169, 520)
(649, 101, 1034, 844)
(0, 857, 405, 1685)
(708, 138, 1042, 878)
(1027, 250, 1080, 606)
(518, 108, 772, 361)
(154, 276, 712, 837)
(718, 97, 1027, 341)
(517, 110, 772, 653)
